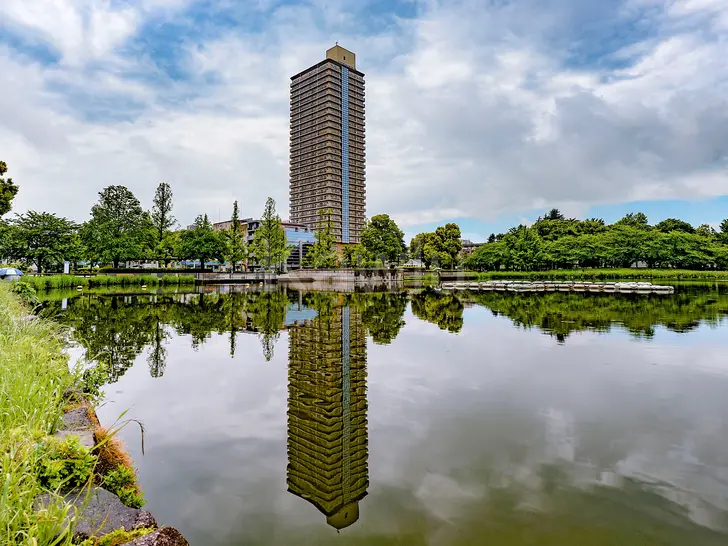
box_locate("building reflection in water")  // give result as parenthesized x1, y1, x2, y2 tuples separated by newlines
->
(286, 296, 369, 530)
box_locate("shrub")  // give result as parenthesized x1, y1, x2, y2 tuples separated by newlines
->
(103, 467, 145, 508)
(35, 435, 97, 491)
(10, 280, 37, 304)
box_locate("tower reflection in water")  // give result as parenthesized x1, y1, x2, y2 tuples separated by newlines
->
(287, 296, 368, 530)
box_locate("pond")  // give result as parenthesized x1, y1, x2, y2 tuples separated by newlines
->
(39, 283, 728, 545)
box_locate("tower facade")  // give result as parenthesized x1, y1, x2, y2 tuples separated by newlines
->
(286, 297, 368, 530)
(289, 45, 366, 244)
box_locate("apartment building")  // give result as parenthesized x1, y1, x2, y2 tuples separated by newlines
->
(289, 45, 366, 244)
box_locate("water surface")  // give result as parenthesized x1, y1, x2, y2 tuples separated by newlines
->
(40, 284, 728, 545)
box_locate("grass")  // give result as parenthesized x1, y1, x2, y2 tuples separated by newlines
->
(403, 272, 440, 283)
(23, 274, 195, 292)
(0, 283, 79, 544)
(0, 286, 149, 543)
(469, 269, 728, 281)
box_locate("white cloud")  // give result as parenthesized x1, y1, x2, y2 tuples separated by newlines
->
(0, 0, 727, 228)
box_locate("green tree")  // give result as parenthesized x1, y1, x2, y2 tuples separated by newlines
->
(225, 201, 248, 272)
(423, 232, 446, 269)
(342, 243, 376, 268)
(466, 241, 506, 271)
(157, 230, 181, 266)
(434, 223, 462, 268)
(601, 226, 648, 268)
(720, 219, 728, 234)
(655, 218, 695, 234)
(545, 208, 565, 220)
(151, 182, 176, 264)
(0, 161, 19, 217)
(615, 212, 650, 230)
(410, 232, 431, 264)
(533, 218, 581, 241)
(85, 186, 151, 267)
(0, 221, 15, 260)
(306, 209, 338, 268)
(179, 214, 226, 270)
(502, 225, 544, 271)
(250, 197, 290, 270)
(360, 214, 406, 266)
(581, 218, 607, 235)
(695, 224, 715, 237)
(9, 211, 77, 274)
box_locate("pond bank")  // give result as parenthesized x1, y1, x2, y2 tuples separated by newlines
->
(0, 285, 187, 545)
(24, 275, 195, 291)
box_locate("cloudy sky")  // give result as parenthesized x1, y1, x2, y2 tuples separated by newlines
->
(1, 0, 727, 242)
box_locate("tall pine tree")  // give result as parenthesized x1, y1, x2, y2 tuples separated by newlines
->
(250, 197, 290, 270)
(151, 182, 176, 266)
(225, 200, 248, 272)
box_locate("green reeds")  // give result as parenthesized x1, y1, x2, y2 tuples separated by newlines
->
(23, 274, 195, 292)
(0, 284, 79, 544)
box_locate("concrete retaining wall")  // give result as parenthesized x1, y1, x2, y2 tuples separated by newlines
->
(196, 271, 277, 284)
(280, 269, 403, 284)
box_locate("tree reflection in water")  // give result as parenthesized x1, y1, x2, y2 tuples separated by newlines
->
(37, 283, 728, 383)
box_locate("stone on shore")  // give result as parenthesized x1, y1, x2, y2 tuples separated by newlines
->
(61, 407, 96, 430)
(35, 487, 156, 540)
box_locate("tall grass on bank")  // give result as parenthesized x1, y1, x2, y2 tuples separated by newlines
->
(0, 284, 79, 544)
(24, 274, 195, 292)
(470, 269, 728, 281)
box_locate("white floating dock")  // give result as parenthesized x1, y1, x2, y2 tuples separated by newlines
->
(440, 280, 674, 294)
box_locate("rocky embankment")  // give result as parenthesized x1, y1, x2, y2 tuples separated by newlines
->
(37, 393, 188, 545)
(441, 280, 675, 294)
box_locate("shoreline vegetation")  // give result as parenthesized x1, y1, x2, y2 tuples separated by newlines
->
(0, 283, 78, 543)
(464, 269, 728, 281)
(0, 284, 165, 545)
(24, 274, 195, 292)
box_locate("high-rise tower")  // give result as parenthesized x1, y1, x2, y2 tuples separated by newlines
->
(286, 296, 369, 530)
(289, 45, 366, 244)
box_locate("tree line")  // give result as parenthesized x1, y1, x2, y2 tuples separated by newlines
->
(0, 159, 424, 272)
(0, 160, 295, 272)
(466, 209, 728, 272)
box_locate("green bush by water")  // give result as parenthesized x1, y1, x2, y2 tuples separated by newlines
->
(23, 274, 195, 291)
(10, 280, 38, 304)
(102, 467, 145, 509)
(35, 435, 96, 491)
